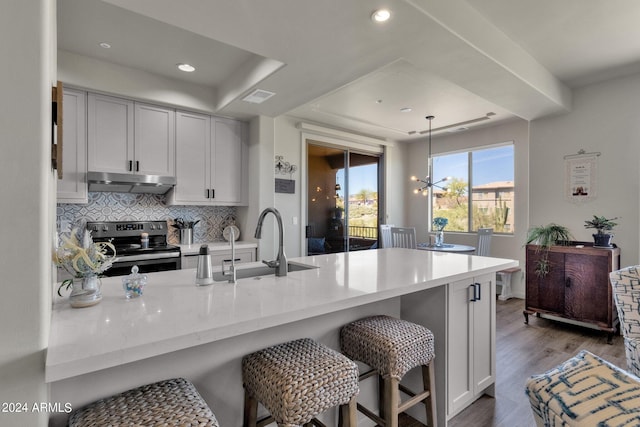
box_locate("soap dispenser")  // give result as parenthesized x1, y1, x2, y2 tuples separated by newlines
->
(195, 244, 214, 285)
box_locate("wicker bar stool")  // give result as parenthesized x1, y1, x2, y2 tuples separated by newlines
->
(340, 315, 437, 427)
(242, 337, 359, 427)
(68, 377, 219, 426)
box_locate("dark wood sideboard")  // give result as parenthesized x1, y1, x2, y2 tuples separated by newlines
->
(524, 242, 621, 343)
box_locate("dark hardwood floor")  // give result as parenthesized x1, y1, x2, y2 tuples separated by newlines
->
(447, 298, 625, 427)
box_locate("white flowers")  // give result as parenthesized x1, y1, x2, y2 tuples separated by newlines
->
(53, 227, 116, 277)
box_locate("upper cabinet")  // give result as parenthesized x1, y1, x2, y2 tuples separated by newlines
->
(168, 112, 247, 206)
(134, 103, 175, 176)
(87, 94, 175, 176)
(57, 88, 88, 203)
(58, 90, 247, 206)
(212, 117, 246, 204)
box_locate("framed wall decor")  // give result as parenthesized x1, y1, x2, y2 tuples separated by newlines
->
(564, 149, 600, 203)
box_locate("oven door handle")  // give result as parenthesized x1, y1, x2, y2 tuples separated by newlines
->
(114, 252, 180, 263)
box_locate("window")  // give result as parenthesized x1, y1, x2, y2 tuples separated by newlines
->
(432, 144, 514, 234)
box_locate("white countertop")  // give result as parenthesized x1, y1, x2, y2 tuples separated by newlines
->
(46, 249, 517, 382)
(178, 241, 257, 255)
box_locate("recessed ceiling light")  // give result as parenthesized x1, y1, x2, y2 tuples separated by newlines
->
(371, 9, 391, 23)
(177, 63, 195, 72)
(400, 107, 412, 113)
(99, 42, 111, 49)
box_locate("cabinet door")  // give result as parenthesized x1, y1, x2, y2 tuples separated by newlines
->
(526, 248, 565, 313)
(473, 275, 495, 394)
(448, 280, 474, 415)
(87, 93, 134, 173)
(57, 88, 87, 203)
(173, 111, 210, 204)
(134, 103, 175, 176)
(212, 118, 245, 204)
(564, 252, 610, 323)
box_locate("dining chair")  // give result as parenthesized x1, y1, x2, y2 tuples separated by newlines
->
(390, 227, 417, 249)
(476, 228, 493, 256)
(379, 224, 394, 248)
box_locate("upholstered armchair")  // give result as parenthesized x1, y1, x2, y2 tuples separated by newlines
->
(610, 266, 640, 376)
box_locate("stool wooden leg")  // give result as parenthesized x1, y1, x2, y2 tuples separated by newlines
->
(422, 363, 437, 427)
(338, 395, 358, 427)
(378, 374, 386, 420)
(384, 376, 400, 427)
(243, 388, 258, 427)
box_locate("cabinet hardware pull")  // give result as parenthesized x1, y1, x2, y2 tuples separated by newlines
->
(135, 161, 139, 172)
(211, 189, 215, 198)
(469, 283, 481, 302)
(128, 160, 133, 171)
(565, 277, 571, 287)
(206, 189, 210, 198)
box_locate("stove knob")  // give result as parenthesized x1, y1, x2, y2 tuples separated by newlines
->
(102, 225, 108, 232)
(150, 224, 156, 230)
(91, 225, 98, 232)
(157, 224, 163, 230)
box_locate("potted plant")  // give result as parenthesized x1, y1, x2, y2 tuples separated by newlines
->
(432, 217, 448, 247)
(584, 215, 618, 248)
(526, 223, 573, 277)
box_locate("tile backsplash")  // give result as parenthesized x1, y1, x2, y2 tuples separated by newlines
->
(57, 192, 238, 244)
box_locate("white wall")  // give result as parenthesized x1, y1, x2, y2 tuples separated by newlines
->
(0, 1, 55, 426)
(530, 73, 640, 268)
(405, 119, 530, 297)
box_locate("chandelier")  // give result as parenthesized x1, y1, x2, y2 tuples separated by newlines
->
(411, 115, 450, 195)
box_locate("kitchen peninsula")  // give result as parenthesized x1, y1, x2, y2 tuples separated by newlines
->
(47, 248, 517, 426)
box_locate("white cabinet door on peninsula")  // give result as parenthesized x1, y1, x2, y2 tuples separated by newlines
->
(447, 273, 495, 417)
(87, 93, 175, 176)
(169, 112, 247, 206)
(57, 88, 87, 203)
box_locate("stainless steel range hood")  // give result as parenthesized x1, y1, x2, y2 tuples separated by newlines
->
(87, 172, 176, 195)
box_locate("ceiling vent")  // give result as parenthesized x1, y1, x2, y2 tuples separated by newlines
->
(242, 89, 276, 104)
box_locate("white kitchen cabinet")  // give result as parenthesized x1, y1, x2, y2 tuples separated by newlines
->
(169, 112, 247, 205)
(182, 248, 255, 269)
(57, 88, 88, 203)
(87, 93, 175, 176)
(447, 274, 495, 417)
(87, 93, 134, 174)
(134, 103, 175, 176)
(212, 117, 245, 204)
(399, 272, 495, 425)
(171, 111, 210, 204)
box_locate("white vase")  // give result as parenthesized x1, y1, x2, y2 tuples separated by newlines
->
(69, 274, 102, 308)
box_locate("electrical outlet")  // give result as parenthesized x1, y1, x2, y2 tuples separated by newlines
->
(292, 216, 298, 225)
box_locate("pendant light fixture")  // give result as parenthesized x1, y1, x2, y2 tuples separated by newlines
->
(411, 115, 450, 195)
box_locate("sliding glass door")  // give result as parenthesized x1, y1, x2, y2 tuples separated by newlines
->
(306, 143, 381, 254)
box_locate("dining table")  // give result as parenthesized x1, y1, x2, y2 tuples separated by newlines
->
(417, 242, 476, 253)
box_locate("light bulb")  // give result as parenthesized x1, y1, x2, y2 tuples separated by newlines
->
(371, 9, 391, 22)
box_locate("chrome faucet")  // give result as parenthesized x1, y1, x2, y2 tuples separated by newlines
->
(222, 228, 237, 284)
(254, 208, 287, 276)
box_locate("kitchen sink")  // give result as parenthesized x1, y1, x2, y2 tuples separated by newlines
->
(211, 262, 317, 282)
